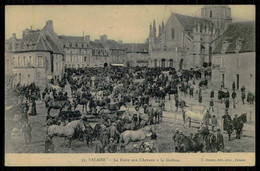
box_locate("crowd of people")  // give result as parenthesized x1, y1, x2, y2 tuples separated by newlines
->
(10, 65, 253, 153)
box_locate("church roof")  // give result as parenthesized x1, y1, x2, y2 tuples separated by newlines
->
(120, 43, 149, 53)
(58, 35, 84, 42)
(89, 41, 105, 49)
(175, 13, 211, 31)
(213, 21, 255, 54)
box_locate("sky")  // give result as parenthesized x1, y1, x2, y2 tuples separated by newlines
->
(5, 5, 255, 43)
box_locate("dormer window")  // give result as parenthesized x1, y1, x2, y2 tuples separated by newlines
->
(69, 42, 72, 47)
(75, 42, 78, 47)
(221, 40, 230, 54)
(235, 38, 244, 53)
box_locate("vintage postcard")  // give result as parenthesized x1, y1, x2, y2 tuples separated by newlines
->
(5, 5, 255, 166)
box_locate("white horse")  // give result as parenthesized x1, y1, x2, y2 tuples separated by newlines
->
(47, 120, 86, 147)
(184, 109, 208, 126)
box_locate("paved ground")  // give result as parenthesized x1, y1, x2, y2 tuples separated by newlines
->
(5, 82, 255, 153)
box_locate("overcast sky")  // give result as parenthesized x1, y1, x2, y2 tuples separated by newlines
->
(5, 5, 255, 43)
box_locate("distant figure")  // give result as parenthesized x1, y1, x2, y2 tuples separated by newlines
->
(209, 98, 214, 112)
(210, 90, 214, 99)
(22, 121, 32, 146)
(45, 135, 54, 153)
(216, 128, 224, 152)
(211, 115, 218, 131)
(232, 91, 237, 108)
(107, 138, 117, 153)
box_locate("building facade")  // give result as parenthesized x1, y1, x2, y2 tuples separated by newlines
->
(10, 20, 65, 88)
(211, 21, 255, 93)
(148, 5, 232, 69)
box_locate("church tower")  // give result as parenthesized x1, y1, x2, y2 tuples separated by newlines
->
(149, 20, 157, 54)
(201, 5, 232, 34)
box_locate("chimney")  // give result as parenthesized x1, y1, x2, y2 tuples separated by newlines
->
(22, 29, 30, 38)
(118, 40, 122, 45)
(84, 35, 90, 43)
(43, 20, 54, 32)
(100, 35, 107, 43)
(12, 33, 16, 39)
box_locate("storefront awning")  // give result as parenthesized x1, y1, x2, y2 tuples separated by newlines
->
(110, 63, 125, 67)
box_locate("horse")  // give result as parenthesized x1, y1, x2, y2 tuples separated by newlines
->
(233, 113, 247, 139)
(152, 106, 163, 124)
(139, 113, 150, 128)
(47, 120, 86, 147)
(199, 79, 208, 89)
(119, 125, 152, 153)
(247, 92, 255, 105)
(45, 99, 70, 117)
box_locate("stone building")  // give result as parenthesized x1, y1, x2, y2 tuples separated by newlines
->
(148, 5, 232, 69)
(10, 20, 65, 88)
(120, 43, 149, 67)
(59, 34, 127, 68)
(211, 21, 255, 93)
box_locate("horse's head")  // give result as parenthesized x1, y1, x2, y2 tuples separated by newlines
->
(77, 121, 86, 132)
(239, 113, 247, 123)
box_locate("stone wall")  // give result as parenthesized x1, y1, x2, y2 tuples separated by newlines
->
(211, 52, 255, 93)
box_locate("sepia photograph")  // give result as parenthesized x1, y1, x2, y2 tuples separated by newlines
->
(4, 5, 255, 166)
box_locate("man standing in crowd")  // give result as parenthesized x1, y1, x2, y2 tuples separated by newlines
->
(216, 128, 224, 152)
(232, 90, 237, 108)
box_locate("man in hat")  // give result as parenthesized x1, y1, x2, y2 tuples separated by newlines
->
(107, 138, 117, 153)
(208, 130, 217, 152)
(172, 128, 180, 151)
(209, 98, 214, 112)
(211, 115, 218, 131)
(232, 114, 241, 139)
(45, 135, 54, 153)
(150, 128, 159, 153)
(108, 123, 120, 142)
(216, 128, 224, 152)
(222, 112, 231, 132)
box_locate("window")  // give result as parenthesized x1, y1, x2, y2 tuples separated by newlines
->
(29, 56, 31, 66)
(23, 56, 26, 67)
(161, 59, 166, 67)
(38, 56, 43, 67)
(28, 74, 30, 84)
(78, 64, 80, 68)
(13, 57, 15, 67)
(18, 57, 20, 66)
(84, 57, 87, 62)
(6, 59, 9, 72)
(154, 59, 157, 67)
(70, 56, 72, 62)
(171, 28, 175, 39)
(56, 63, 58, 71)
(19, 73, 21, 83)
(169, 59, 174, 67)
(221, 58, 225, 67)
(210, 10, 212, 17)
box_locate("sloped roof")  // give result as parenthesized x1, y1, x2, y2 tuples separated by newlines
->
(14, 31, 63, 54)
(106, 39, 120, 49)
(120, 43, 149, 53)
(175, 13, 211, 31)
(58, 35, 85, 43)
(213, 21, 255, 54)
(90, 41, 105, 49)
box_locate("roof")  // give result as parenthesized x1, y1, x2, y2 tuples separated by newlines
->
(213, 21, 255, 54)
(58, 35, 84, 42)
(175, 13, 211, 32)
(106, 39, 120, 49)
(14, 31, 63, 54)
(120, 43, 149, 53)
(90, 41, 105, 49)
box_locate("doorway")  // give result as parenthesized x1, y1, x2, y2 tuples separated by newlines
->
(236, 74, 239, 90)
(222, 74, 225, 87)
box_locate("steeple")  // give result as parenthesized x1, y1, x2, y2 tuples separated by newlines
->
(153, 19, 156, 39)
(149, 23, 153, 37)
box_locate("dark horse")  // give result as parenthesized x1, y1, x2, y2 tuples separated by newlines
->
(46, 99, 70, 119)
(225, 113, 247, 141)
